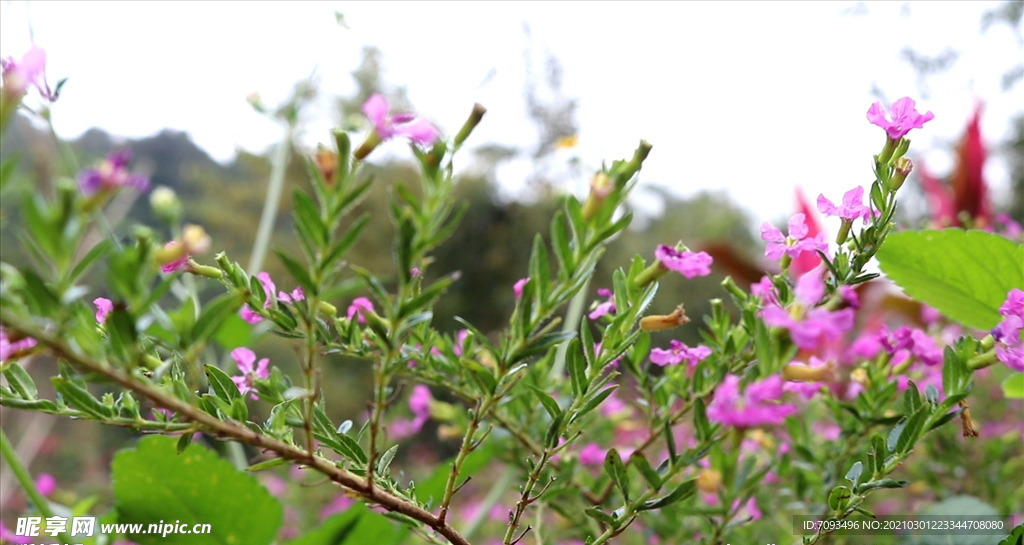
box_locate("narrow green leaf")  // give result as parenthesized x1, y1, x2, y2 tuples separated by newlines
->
(2, 364, 37, 399)
(604, 448, 630, 501)
(527, 385, 562, 419)
(566, 338, 588, 398)
(192, 292, 245, 345)
(630, 452, 663, 489)
(52, 377, 114, 419)
(887, 417, 908, 453)
(204, 364, 241, 402)
(639, 479, 696, 511)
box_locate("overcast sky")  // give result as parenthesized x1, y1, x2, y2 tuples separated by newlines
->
(1, 1, 1020, 226)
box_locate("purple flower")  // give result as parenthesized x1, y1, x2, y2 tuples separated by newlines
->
(230, 347, 270, 399)
(649, 340, 711, 368)
(362, 94, 440, 146)
(706, 374, 797, 428)
(347, 297, 375, 324)
(0, 326, 36, 363)
(760, 213, 829, 261)
(77, 149, 149, 196)
(817, 187, 875, 223)
(866, 97, 934, 140)
(513, 277, 530, 300)
(994, 289, 1024, 372)
(93, 297, 113, 324)
(588, 288, 617, 320)
(909, 329, 942, 367)
(760, 270, 854, 350)
(655, 245, 713, 279)
(999, 288, 1024, 319)
(1, 44, 55, 101)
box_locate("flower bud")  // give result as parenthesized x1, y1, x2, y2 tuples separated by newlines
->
(453, 103, 487, 148)
(581, 172, 613, 222)
(315, 145, 338, 186)
(318, 301, 337, 316)
(696, 468, 722, 494)
(783, 361, 836, 383)
(888, 157, 913, 192)
(640, 304, 689, 332)
(149, 186, 181, 223)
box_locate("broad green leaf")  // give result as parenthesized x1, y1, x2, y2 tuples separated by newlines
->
(112, 435, 282, 545)
(1002, 373, 1024, 399)
(876, 229, 1024, 330)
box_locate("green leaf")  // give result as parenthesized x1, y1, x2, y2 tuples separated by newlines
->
(566, 338, 588, 398)
(1002, 373, 1024, 399)
(875, 229, 1024, 330)
(630, 452, 663, 489)
(604, 448, 631, 502)
(887, 416, 908, 453)
(639, 479, 696, 511)
(52, 377, 114, 419)
(2, 364, 37, 399)
(204, 365, 241, 402)
(844, 461, 863, 488)
(527, 385, 562, 419)
(192, 293, 245, 345)
(112, 436, 282, 545)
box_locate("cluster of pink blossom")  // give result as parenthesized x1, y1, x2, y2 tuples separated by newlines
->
(240, 271, 305, 324)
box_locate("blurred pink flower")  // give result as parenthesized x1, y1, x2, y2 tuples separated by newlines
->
(760, 213, 829, 261)
(655, 245, 713, 279)
(347, 297, 375, 324)
(707, 374, 797, 428)
(362, 93, 439, 146)
(513, 277, 530, 300)
(649, 340, 711, 368)
(320, 494, 355, 521)
(1, 44, 55, 101)
(577, 443, 605, 466)
(35, 473, 56, 496)
(994, 289, 1024, 372)
(94, 297, 113, 324)
(866, 97, 934, 140)
(588, 288, 616, 320)
(240, 272, 277, 324)
(1, 524, 32, 544)
(0, 326, 36, 363)
(230, 347, 270, 399)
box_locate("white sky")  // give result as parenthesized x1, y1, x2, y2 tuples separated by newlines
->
(1, 1, 1021, 225)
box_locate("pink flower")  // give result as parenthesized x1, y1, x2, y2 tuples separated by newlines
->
(320, 494, 355, 521)
(760, 270, 854, 350)
(362, 93, 439, 146)
(346, 297, 375, 324)
(513, 277, 530, 299)
(93, 297, 113, 324)
(649, 340, 711, 368)
(159, 243, 190, 273)
(817, 186, 875, 223)
(0, 524, 32, 544)
(760, 213, 829, 261)
(278, 287, 304, 304)
(0, 326, 36, 363)
(78, 149, 149, 196)
(240, 272, 278, 324)
(577, 443, 605, 466)
(35, 473, 56, 496)
(707, 374, 797, 428)
(1, 44, 55, 101)
(391, 385, 434, 439)
(655, 245, 713, 279)
(588, 288, 616, 320)
(750, 276, 778, 305)
(230, 347, 270, 399)
(866, 97, 934, 140)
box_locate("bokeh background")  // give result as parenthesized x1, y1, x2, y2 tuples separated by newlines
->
(1, 1, 1022, 542)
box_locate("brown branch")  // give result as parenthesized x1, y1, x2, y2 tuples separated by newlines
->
(1, 314, 471, 545)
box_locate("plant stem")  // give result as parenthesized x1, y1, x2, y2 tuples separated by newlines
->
(1, 312, 473, 545)
(247, 122, 295, 275)
(0, 428, 74, 544)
